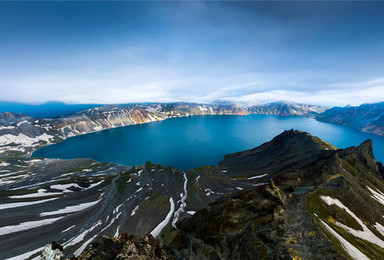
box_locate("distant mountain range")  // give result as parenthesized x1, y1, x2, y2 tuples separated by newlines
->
(317, 102, 384, 136)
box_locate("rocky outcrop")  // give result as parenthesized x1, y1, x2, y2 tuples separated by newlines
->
(219, 129, 337, 177)
(41, 242, 70, 260)
(163, 184, 343, 260)
(75, 233, 173, 260)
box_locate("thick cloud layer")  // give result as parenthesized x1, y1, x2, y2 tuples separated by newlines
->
(0, 2, 383, 106)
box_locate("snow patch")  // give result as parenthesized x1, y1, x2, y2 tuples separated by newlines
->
(0, 197, 58, 211)
(205, 188, 214, 196)
(321, 195, 384, 248)
(0, 133, 53, 147)
(247, 173, 268, 180)
(131, 205, 140, 216)
(61, 225, 76, 233)
(368, 186, 384, 205)
(8, 189, 62, 199)
(63, 220, 102, 248)
(50, 183, 82, 192)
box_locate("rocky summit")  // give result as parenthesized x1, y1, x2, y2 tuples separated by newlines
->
(37, 130, 384, 260)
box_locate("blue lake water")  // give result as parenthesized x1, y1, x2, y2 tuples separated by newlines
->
(33, 115, 384, 169)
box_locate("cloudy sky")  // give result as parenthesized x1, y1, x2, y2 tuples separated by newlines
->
(1, 1, 384, 106)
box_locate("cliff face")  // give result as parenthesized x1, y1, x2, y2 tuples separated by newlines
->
(35, 130, 384, 260)
(317, 102, 384, 136)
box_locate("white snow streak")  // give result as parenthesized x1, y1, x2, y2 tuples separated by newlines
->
(0, 217, 64, 236)
(321, 195, 384, 248)
(114, 226, 120, 237)
(172, 173, 188, 228)
(74, 234, 98, 257)
(61, 225, 76, 233)
(50, 183, 81, 192)
(63, 220, 102, 248)
(247, 173, 268, 180)
(131, 205, 140, 216)
(4, 246, 44, 260)
(150, 197, 175, 238)
(40, 199, 101, 216)
(368, 186, 384, 205)
(0, 197, 58, 211)
(320, 220, 369, 260)
(8, 189, 62, 199)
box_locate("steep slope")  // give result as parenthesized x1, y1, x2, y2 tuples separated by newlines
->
(0, 157, 257, 259)
(317, 102, 384, 136)
(219, 130, 337, 178)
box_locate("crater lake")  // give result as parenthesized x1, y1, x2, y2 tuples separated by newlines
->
(33, 115, 384, 169)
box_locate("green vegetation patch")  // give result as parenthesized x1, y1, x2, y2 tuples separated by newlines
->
(307, 189, 362, 231)
(115, 170, 133, 194)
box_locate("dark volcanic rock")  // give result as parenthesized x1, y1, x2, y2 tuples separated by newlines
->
(163, 183, 344, 260)
(75, 233, 173, 260)
(219, 129, 336, 178)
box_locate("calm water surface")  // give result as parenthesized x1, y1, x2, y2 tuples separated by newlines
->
(33, 115, 384, 169)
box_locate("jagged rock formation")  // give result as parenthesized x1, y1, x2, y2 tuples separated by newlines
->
(41, 242, 70, 260)
(75, 233, 173, 260)
(317, 102, 384, 136)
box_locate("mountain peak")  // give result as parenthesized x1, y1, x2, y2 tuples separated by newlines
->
(220, 130, 336, 177)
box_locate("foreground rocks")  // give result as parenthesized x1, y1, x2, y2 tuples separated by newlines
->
(42, 234, 173, 260)
(76, 233, 173, 260)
